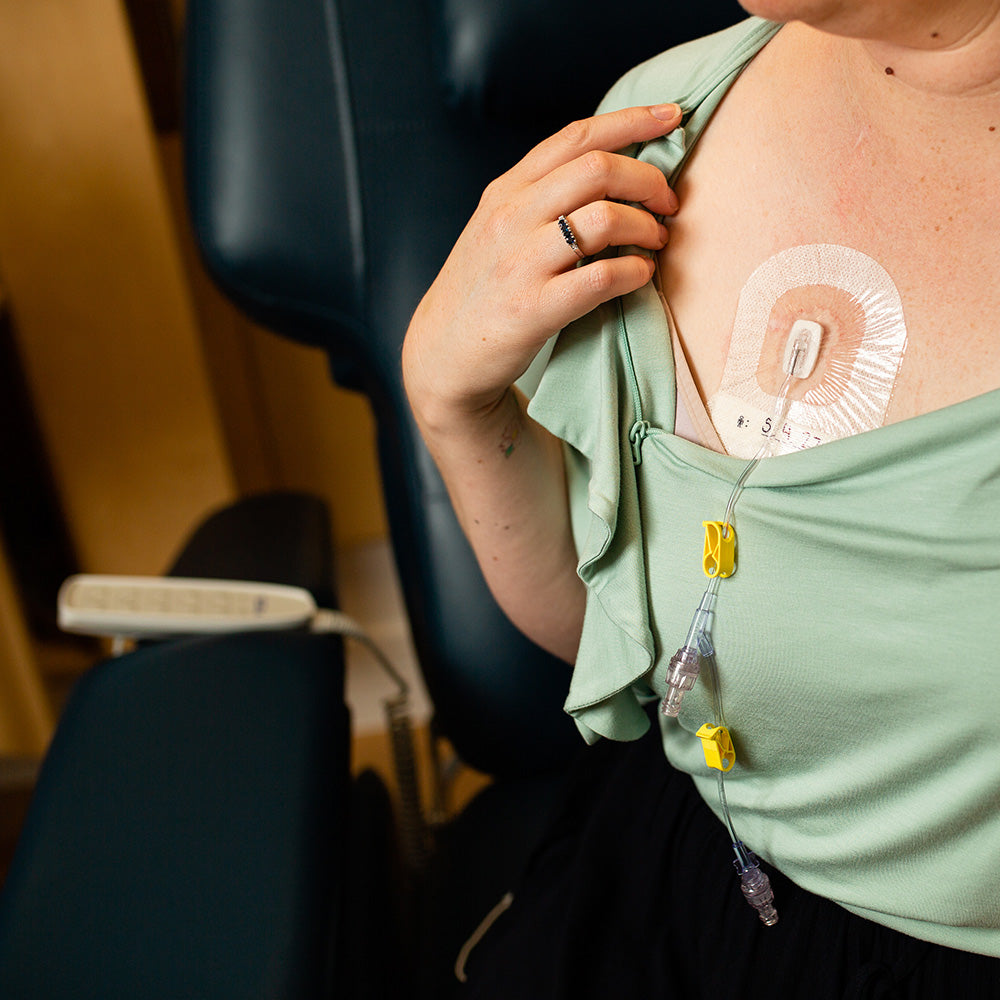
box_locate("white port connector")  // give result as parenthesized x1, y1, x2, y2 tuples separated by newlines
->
(782, 319, 823, 379)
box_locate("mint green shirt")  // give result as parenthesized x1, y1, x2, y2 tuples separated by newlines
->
(528, 18, 1000, 958)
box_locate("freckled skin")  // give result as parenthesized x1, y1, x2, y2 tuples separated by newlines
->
(662, 16, 1000, 430)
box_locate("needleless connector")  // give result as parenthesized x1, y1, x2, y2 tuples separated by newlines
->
(661, 644, 700, 718)
(661, 587, 718, 717)
(734, 846, 779, 926)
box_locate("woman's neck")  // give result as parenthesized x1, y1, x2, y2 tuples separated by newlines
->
(784, 17, 1000, 139)
(856, 8, 1000, 99)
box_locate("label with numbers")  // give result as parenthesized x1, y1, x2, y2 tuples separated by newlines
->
(708, 392, 829, 459)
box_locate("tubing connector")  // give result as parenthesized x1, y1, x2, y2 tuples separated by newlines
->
(734, 848, 779, 926)
(661, 588, 718, 717)
(660, 644, 701, 717)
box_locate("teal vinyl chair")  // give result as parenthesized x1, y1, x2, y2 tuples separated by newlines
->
(0, 494, 402, 998)
(0, 630, 349, 999)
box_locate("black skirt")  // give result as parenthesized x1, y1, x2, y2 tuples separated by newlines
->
(460, 717, 1000, 1000)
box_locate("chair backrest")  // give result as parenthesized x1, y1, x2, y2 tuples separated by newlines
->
(184, 0, 746, 776)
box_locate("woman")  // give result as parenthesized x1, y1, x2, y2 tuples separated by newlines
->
(403, 1, 1000, 993)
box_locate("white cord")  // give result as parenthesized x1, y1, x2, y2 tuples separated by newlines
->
(310, 608, 409, 696)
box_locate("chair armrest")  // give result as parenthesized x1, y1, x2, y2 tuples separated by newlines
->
(0, 630, 352, 999)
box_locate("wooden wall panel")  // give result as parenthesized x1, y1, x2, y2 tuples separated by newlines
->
(0, 0, 235, 576)
(242, 327, 388, 546)
(0, 0, 390, 752)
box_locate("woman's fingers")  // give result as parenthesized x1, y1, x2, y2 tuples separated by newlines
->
(404, 103, 684, 415)
(530, 148, 679, 222)
(475, 103, 683, 259)
(544, 201, 669, 268)
(541, 253, 658, 332)
(513, 104, 683, 184)
(481, 106, 681, 271)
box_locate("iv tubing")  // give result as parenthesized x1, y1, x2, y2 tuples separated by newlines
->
(721, 348, 805, 530)
(672, 354, 807, 926)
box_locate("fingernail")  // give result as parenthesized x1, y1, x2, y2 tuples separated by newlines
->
(651, 103, 682, 122)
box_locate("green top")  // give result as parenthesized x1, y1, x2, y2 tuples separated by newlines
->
(528, 17, 1000, 957)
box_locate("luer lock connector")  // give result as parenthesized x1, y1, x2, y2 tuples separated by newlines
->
(734, 848, 779, 926)
(660, 644, 701, 717)
(660, 588, 717, 718)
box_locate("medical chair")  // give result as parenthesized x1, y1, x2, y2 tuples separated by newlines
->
(182, 0, 744, 993)
(0, 492, 407, 998)
(183, 0, 744, 765)
(0, 1, 745, 997)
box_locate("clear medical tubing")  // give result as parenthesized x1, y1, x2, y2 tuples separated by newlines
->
(661, 338, 807, 718)
(661, 582, 718, 718)
(660, 336, 816, 925)
(704, 646, 779, 927)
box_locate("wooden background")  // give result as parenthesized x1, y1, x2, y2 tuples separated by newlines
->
(0, 0, 387, 755)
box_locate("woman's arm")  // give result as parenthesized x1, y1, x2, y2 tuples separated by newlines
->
(403, 104, 682, 661)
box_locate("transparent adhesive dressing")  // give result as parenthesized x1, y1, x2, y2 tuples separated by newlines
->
(707, 244, 908, 459)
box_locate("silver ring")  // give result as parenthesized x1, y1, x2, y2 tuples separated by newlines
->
(557, 215, 586, 260)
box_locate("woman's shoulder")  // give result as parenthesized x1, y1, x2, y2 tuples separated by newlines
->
(597, 17, 780, 115)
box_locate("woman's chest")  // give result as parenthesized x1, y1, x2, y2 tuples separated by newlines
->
(658, 44, 1000, 430)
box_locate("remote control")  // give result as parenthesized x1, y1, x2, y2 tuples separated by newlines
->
(57, 574, 317, 639)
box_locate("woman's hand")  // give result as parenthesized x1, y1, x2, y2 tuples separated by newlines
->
(401, 103, 683, 660)
(403, 103, 683, 428)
